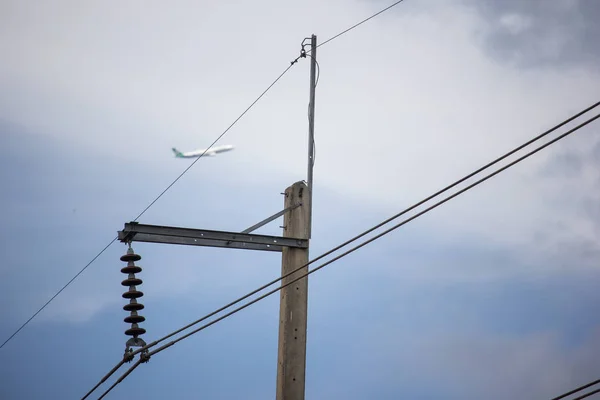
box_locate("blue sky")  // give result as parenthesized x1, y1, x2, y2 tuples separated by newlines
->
(2, 0, 600, 399)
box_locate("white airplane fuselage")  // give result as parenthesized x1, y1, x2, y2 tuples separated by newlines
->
(172, 144, 234, 158)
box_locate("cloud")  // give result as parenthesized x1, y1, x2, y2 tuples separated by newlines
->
(464, 0, 600, 69)
(499, 13, 533, 35)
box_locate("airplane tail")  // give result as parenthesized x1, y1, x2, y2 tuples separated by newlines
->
(172, 147, 184, 158)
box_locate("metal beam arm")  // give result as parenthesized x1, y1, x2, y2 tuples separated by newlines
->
(118, 222, 307, 252)
(241, 203, 301, 234)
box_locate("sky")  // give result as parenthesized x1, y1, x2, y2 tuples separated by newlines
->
(1, 0, 600, 398)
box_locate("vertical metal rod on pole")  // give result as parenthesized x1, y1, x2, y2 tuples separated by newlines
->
(306, 34, 317, 239)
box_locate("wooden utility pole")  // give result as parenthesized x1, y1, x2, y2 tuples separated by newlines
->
(276, 34, 317, 400)
(276, 181, 310, 400)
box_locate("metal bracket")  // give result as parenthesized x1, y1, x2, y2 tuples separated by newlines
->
(118, 222, 307, 252)
(241, 203, 302, 234)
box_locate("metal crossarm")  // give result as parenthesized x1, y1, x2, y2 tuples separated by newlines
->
(118, 222, 307, 252)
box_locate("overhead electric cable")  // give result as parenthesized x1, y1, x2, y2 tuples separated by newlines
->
(552, 378, 600, 400)
(0, 238, 117, 350)
(130, 62, 297, 222)
(88, 107, 600, 399)
(97, 359, 143, 400)
(1, 61, 299, 352)
(316, 0, 407, 49)
(573, 388, 600, 400)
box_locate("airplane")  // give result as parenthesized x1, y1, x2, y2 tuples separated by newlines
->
(171, 144, 235, 158)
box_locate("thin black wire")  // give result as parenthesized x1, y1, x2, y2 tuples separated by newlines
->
(81, 360, 125, 400)
(307, 54, 320, 87)
(97, 359, 143, 400)
(1, 62, 298, 352)
(94, 110, 600, 400)
(574, 388, 600, 400)
(552, 378, 600, 400)
(315, 0, 407, 51)
(0, 237, 118, 350)
(82, 100, 600, 399)
(145, 111, 600, 356)
(130, 62, 296, 222)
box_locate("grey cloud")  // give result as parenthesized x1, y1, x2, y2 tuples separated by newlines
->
(532, 129, 600, 256)
(465, 0, 600, 69)
(590, 139, 600, 164)
(539, 150, 584, 178)
(536, 122, 600, 181)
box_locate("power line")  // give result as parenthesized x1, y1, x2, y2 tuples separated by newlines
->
(88, 107, 600, 399)
(130, 62, 297, 223)
(0, 237, 118, 350)
(97, 359, 143, 400)
(574, 388, 600, 400)
(317, 0, 407, 49)
(552, 378, 600, 400)
(0, 61, 299, 352)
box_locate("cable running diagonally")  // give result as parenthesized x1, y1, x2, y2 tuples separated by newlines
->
(131, 63, 296, 222)
(551, 378, 600, 400)
(573, 388, 600, 400)
(97, 359, 143, 400)
(90, 107, 600, 399)
(0, 237, 117, 350)
(316, 0, 407, 50)
(1, 62, 298, 352)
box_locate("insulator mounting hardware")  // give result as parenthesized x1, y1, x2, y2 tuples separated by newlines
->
(120, 244, 147, 359)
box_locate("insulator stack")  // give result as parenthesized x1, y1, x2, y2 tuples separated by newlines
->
(120, 245, 147, 350)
